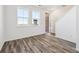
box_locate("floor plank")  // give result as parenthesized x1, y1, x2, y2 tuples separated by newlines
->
(0, 34, 78, 53)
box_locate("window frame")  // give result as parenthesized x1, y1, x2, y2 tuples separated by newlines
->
(17, 7, 29, 25)
(32, 10, 40, 25)
(16, 7, 41, 26)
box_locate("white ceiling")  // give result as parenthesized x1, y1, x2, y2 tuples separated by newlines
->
(37, 5, 63, 10)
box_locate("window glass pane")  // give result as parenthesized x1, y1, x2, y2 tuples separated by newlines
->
(17, 18, 24, 24)
(32, 19, 34, 24)
(24, 10, 29, 17)
(32, 11, 36, 18)
(17, 8, 29, 25)
(32, 11, 40, 25)
(23, 18, 28, 24)
(17, 8, 24, 17)
(35, 12, 40, 18)
(32, 11, 40, 18)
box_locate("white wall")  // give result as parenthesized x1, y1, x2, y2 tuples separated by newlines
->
(0, 6, 5, 50)
(5, 5, 45, 41)
(76, 6, 79, 50)
(49, 6, 73, 33)
(55, 7, 76, 43)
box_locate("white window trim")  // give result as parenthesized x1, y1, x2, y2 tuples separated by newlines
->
(32, 10, 40, 25)
(16, 7, 41, 27)
(17, 7, 29, 25)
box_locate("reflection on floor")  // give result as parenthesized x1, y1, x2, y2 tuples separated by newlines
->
(0, 34, 78, 53)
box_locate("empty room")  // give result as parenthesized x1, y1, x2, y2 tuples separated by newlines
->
(0, 5, 79, 53)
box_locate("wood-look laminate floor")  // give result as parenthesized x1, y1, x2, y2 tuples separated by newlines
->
(0, 34, 78, 53)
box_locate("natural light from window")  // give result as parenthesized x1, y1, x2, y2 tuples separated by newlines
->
(32, 11, 40, 25)
(17, 7, 40, 25)
(17, 8, 29, 24)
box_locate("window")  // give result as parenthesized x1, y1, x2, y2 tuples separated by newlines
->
(17, 7, 41, 26)
(32, 11, 40, 25)
(17, 8, 29, 24)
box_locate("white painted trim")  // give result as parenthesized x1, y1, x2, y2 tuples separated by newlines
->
(0, 41, 5, 51)
(76, 48, 79, 52)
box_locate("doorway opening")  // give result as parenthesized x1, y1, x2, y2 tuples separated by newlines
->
(45, 12, 49, 33)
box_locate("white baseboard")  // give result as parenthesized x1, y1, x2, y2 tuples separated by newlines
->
(5, 32, 46, 41)
(76, 48, 79, 51)
(0, 40, 5, 51)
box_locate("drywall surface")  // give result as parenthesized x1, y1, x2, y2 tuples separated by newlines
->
(0, 6, 5, 50)
(5, 5, 45, 41)
(55, 7, 76, 43)
(76, 6, 79, 51)
(49, 6, 73, 33)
